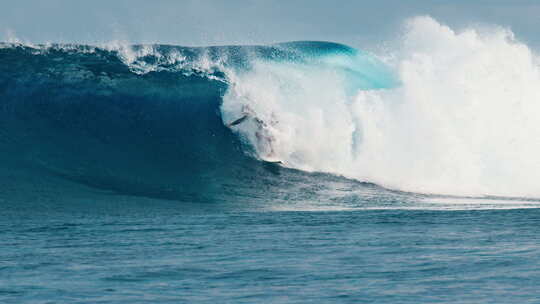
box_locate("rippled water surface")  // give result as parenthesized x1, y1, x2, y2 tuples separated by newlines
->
(2, 198, 540, 304)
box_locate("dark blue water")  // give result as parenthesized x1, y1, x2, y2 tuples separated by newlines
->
(2, 204, 540, 303)
(2, 42, 540, 303)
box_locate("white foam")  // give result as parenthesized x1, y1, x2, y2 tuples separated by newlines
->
(222, 16, 540, 198)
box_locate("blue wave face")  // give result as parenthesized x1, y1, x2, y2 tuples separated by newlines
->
(0, 41, 397, 202)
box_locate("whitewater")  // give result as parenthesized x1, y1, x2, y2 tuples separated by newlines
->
(222, 16, 540, 198)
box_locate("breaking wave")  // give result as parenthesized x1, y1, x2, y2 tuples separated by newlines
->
(1, 16, 540, 200)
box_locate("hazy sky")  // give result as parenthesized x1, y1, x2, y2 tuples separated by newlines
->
(2, 0, 540, 48)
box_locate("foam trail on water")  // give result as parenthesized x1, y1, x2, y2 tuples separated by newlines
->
(222, 17, 540, 198)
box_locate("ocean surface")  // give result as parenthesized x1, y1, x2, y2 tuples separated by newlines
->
(2, 17, 540, 303)
(3, 203, 540, 303)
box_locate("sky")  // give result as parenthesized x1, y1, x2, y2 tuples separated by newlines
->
(2, 0, 540, 48)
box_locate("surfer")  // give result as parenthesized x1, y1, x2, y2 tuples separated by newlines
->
(228, 105, 277, 159)
(227, 105, 258, 127)
(227, 114, 249, 127)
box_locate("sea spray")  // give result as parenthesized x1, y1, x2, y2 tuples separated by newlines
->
(222, 17, 540, 197)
